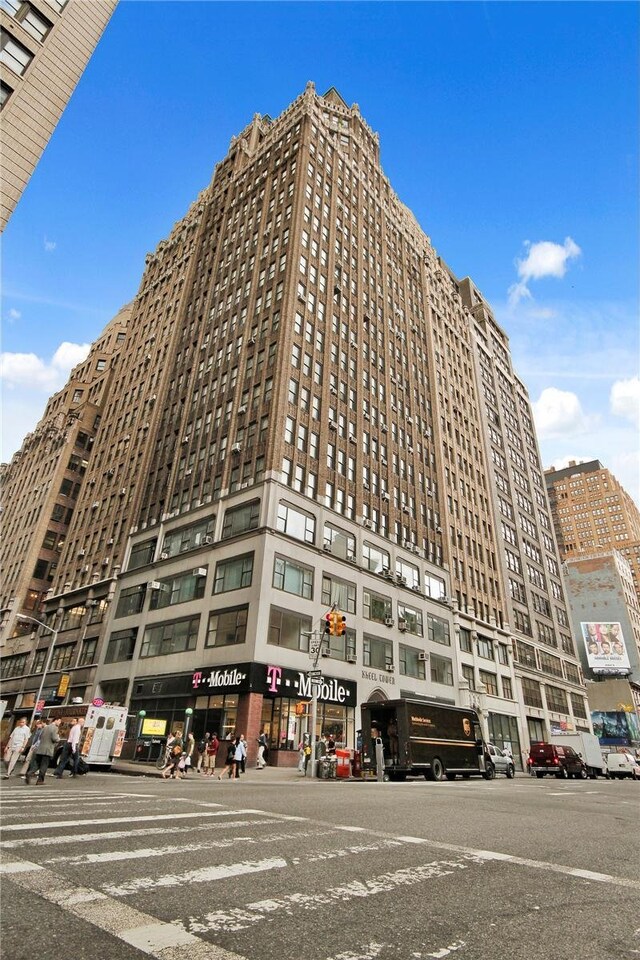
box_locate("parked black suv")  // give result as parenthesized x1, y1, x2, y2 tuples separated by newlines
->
(528, 742, 587, 779)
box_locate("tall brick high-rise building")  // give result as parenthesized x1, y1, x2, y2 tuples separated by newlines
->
(0, 0, 118, 230)
(0, 84, 590, 767)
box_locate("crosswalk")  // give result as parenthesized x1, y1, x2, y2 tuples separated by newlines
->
(1, 782, 638, 960)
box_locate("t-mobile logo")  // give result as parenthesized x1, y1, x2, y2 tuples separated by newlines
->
(266, 665, 282, 693)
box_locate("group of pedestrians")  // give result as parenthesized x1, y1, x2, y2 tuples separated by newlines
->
(160, 730, 268, 780)
(2, 717, 85, 785)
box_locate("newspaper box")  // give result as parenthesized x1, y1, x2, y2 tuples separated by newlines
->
(336, 749, 351, 778)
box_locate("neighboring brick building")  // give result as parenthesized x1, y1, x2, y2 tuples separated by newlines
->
(0, 0, 117, 230)
(0, 84, 590, 766)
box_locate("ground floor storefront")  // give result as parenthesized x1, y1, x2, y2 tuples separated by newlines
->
(127, 660, 358, 767)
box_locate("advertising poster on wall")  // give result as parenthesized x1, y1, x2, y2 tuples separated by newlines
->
(581, 622, 630, 672)
(591, 710, 640, 746)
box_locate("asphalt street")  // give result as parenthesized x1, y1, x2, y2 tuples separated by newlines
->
(1, 769, 638, 960)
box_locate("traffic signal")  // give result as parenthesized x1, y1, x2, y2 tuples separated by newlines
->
(324, 612, 332, 637)
(334, 612, 346, 636)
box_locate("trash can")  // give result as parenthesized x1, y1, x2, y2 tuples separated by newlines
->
(327, 755, 337, 779)
(336, 749, 350, 778)
(317, 758, 331, 779)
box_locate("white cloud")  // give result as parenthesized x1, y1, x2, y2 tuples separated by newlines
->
(44, 236, 57, 252)
(508, 237, 581, 307)
(532, 387, 592, 439)
(7, 308, 21, 322)
(0, 341, 91, 391)
(610, 377, 640, 427)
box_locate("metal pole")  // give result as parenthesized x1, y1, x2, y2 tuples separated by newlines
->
(18, 615, 58, 728)
(309, 683, 319, 779)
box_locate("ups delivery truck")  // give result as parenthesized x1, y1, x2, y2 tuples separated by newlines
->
(360, 698, 487, 781)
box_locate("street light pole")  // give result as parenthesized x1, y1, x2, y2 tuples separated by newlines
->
(17, 614, 58, 728)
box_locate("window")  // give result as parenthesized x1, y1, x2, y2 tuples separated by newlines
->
(141, 616, 199, 658)
(50, 643, 75, 671)
(0, 80, 12, 109)
(205, 606, 248, 647)
(461, 663, 475, 689)
(362, 541, 390, 574)
(0, 653, 28, 679)
(78, 638, 98, 666)
(570, 692, 587, 719)
(276, 502, 315, 543)
(325, 626, 356, 662)
(96, 359, 106, 372)
(476, 635, 494, 660)
(363, 633, 393, 669)
(458, 628, 472, 653)
(521, 677, 543, 708)
(0, 30, 33, 76)
(427, 614, 450, 646)
(424, 575, 446, 600)
(398, 603, 423, 637)
(115, 585, 146, 618)
(19, 5, 53, 42)
(105, 629, 137, 664)
(324, 522, 356, 560)
(430, 654, 453, 686)
(222, 500, 260, 539)
(163, 517, 214, 557)
(128, 539, 157, 570)
(399, 643, 426, 680)
(214, 553, 253, 593)
(321, 574, 356, 613)
(538, 650, 563, 678)
(267, 606, 312, 651)
(545, 685, 568, 714)
(497, 643, 510, 665)
(363, 589, 392, 624)
(59, 604, 85, 631)
(273, 556, 313, 599)
(149, 569, 206, 609)
(502, 676, 513, 699)
(479, 670, 498, 696)
(564, 660, 581, 684)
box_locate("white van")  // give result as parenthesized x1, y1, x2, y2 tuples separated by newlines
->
(41, 703, 128, 768)
(606, 752, 640, 780)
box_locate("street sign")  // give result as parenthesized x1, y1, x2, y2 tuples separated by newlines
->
(308, 669, 322, 679)
(92, 697, 105, 707)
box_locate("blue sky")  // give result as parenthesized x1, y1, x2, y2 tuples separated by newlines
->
(2, 1, 638, 502)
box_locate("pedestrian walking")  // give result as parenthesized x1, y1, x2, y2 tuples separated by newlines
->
(234, 734, 247, 778)
(196, 733, 210, 773)
(20, 720, 45, 776)
(203, 733, 219, 777)
(25, 718, 61, 785)
(217, 739, 237, 779)
(181, 732, 195, 777)
(53, 717, 84, 778)
(3, 718, 31, 778)
(256, 730, 269, 769)
(161, 733, 184, 779)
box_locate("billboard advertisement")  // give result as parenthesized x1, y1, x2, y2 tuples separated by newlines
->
(591, 710, 640, 746)
(581, 622, 630, 672)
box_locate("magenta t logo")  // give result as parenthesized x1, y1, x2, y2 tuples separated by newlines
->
(266, 665, 281, 693)
(192, 671, 203, 689)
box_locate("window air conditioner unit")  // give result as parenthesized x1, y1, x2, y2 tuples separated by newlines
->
(384, 616, 394, 627)
(160, 552, 169, 560)
(398, 620, 407, 632)
(192, 568, 207, 578)
(203, 535, 214, 545)
(88, 600, 98, 607)
(148, 581, 162, 590)
(363, 482, 370, 491)
(323, 543, 332, 552)
(348, 435, 357, 444)
(92, 501, 99, 509)
(78, 549, 85, 557)
(418, 651, 429, 661)
(102, 557, 110, 566)
(81, 565, 89, 574)
(321, 646, 331, 657)
(329, 421, 337, 431)
(382, 493, 390, 502)
(238, 406, 247, 415)
(347, 554, 357, 563)
(385, 660, 394, 672)
(362, 519, 372, 529)
(385, 572, 394, 580)
(397, 576, 407, 586)
(346, 654, 357, 663)
(231, 444, 242, 454)
(107, 538, 114, 546)
(248, 337, 256, 346)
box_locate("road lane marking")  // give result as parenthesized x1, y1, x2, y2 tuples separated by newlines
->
(104, 857, 288, 897)
(0, 854, 247, 959)
(0, 820, 297, 850)
(0, 792, 155, 804)
(0, 808, 232, 832)
(178, 855, 482, 933)
(42, 827, 316, 865)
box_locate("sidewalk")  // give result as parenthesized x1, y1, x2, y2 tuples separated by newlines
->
(112, 758, 319, 783)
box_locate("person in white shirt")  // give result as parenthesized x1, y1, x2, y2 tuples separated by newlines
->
(53, 718, 84, 778)
(3, 718, 31, 778)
